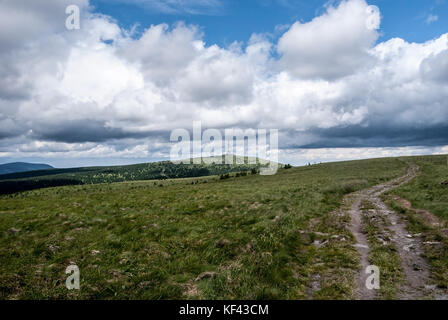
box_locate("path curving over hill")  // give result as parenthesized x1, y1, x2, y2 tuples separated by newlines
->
(343, 162, 445, 299)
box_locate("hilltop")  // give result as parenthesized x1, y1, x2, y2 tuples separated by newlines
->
(0, 162, 53, 175)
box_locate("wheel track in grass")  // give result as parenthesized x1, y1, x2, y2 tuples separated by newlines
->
(343, 162, 443, 300)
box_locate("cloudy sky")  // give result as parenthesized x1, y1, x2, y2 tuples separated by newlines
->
(0, 0, 448, 167)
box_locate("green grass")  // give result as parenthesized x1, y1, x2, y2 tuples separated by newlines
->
(391, 155, 448, 222)
(0, 157, 407, 299)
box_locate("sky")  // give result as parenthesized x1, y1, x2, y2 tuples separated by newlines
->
(90, 0, 448, 46)
(0, 0, 448, 167)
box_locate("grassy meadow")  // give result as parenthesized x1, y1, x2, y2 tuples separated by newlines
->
(0, 157, 409, 299)
(390, 155, 448, 221)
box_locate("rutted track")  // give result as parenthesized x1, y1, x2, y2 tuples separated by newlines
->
(343, 162, 440, 300)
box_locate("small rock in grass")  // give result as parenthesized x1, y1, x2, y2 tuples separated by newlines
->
(195, 272, 216, 281)
(7, 228, 19, 234)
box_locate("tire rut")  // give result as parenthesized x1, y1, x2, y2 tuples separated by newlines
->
(344, 162, 437, 300)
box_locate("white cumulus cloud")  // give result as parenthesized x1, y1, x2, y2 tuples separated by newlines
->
(0, 0, 448, 165)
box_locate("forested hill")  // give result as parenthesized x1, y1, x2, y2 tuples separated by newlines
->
(0, 156, 276, 194)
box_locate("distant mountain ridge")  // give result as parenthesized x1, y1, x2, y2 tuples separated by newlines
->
(0, 156, 277, 194)
(0, 162, 53, 175)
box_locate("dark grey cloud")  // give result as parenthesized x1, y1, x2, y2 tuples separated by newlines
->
(29, 119, 173, 143)
(0, 116, 24, 140)
(31, 120, 146, 143)
(0, 61, 32, 101)
(285, 125, 448, 149)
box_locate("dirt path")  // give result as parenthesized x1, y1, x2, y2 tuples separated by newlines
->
(344, 163, 438, 300)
